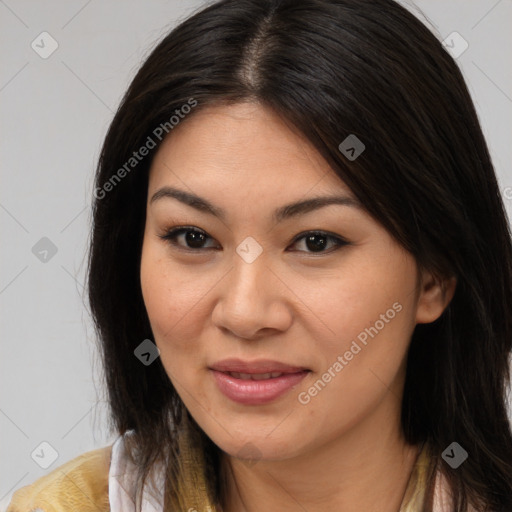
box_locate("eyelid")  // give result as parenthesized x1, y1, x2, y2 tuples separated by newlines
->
(158, 226, 220, 251)
(158, 226, 350, 254)
(288, 230, 349, 247)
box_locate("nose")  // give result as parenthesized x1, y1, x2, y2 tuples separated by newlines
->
(211, 250, 293, 340)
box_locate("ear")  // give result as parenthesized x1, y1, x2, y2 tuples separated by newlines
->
(415, 269, 457, 324)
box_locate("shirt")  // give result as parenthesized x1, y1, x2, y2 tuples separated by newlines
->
(6, 432, 472, 511)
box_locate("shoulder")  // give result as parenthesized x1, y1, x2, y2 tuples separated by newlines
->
(402, 443, 480, 512)
(7, 444, 112, 512)
(433, 470, 481, 512)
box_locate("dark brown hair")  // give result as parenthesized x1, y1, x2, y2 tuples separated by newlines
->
(87, 0, 512, 510)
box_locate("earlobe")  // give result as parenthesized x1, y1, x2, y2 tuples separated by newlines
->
(415, 271, 457, 325)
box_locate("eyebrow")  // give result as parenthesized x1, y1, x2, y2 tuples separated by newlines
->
(149, 186, 362, 223)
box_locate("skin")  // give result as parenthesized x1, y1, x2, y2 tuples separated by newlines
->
(140, 101, 456, 511)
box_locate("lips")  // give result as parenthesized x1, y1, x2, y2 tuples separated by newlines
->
(210, 358, 308, 374)
(209, 359, 310, 405)
(227, 371, 285, 380)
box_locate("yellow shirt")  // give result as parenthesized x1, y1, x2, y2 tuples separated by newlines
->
(7, 440, 459, 511)
(7, 445, 111, 512)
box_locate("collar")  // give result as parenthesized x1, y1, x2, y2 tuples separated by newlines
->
(109, 432, 165, 512)
(109, 433, 452, 511)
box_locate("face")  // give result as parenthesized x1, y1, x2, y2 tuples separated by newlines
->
(140, 101, 451, 463)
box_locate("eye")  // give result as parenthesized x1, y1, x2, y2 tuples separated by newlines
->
(158, 227, 349, 254)
(158, 226, 219, 251)
(288, 231, 349, 254)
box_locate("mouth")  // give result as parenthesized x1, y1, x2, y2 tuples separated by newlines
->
(224, 371, 289, 380)
(209, 359, 310, 405)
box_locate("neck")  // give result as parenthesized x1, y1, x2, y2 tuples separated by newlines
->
(219, 395, 421, 512)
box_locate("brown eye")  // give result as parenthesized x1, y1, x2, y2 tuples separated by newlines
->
(288, 231, 349, 254)
(159, 227, 349, 255)
(159, 227, 219, 251)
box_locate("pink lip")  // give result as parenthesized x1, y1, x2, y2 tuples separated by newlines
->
(209, 359, 310, 405)
(210, 358, 308, 374)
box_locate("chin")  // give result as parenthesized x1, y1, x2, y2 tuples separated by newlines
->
(207, 428, 304, 463)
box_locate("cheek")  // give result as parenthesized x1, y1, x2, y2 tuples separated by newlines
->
(300, 247, 418, 356)
(296, 250, 419, 411)
(295, 279, 416, 437)
(140, 239, 205, 355)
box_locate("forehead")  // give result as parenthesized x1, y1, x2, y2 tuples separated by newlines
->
(148, 101, 352, 197)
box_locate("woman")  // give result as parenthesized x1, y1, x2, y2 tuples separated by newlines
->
(8, 0, 512, 510)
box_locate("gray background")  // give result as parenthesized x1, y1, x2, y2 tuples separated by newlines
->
(1, 0, 511, 508)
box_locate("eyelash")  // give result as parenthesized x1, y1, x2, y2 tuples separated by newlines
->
(158, 226, 350, 255)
